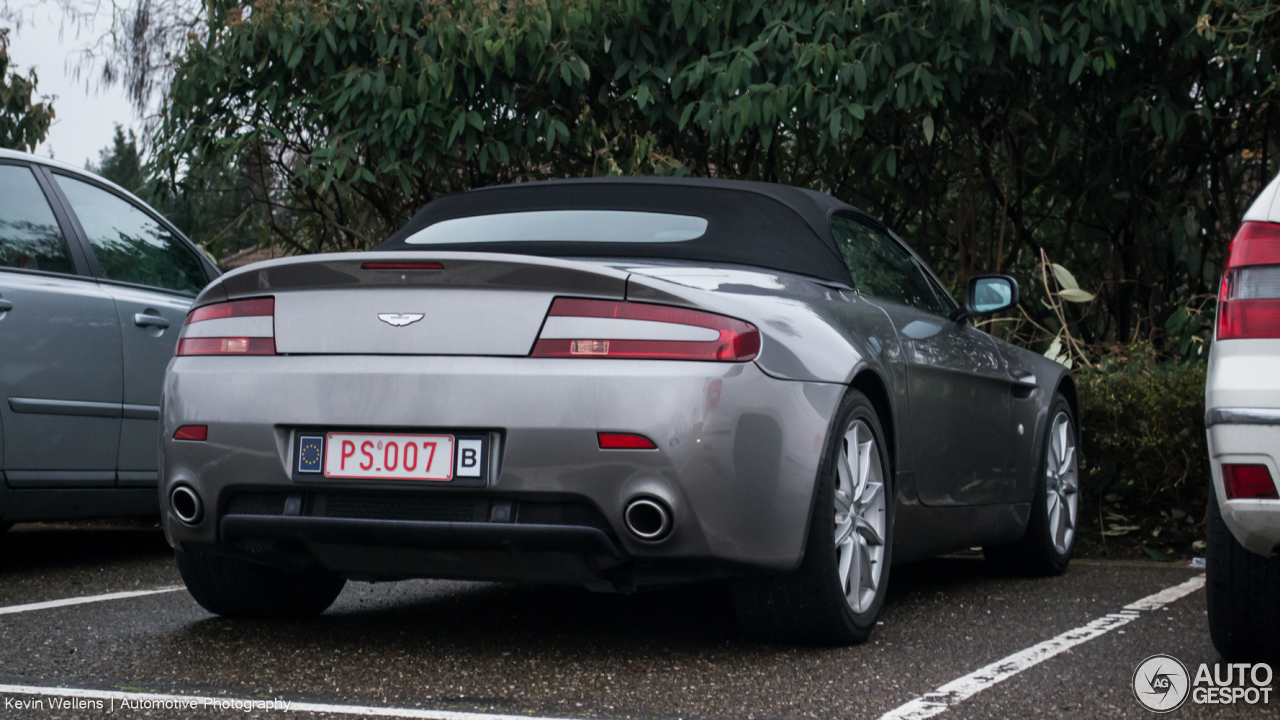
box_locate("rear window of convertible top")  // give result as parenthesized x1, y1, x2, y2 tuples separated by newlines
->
(403, 210, 709, 245)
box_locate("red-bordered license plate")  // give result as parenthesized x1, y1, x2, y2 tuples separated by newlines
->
(323, 432, 454, 481)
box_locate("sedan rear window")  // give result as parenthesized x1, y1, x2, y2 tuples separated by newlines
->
(404, 210, 708, 245)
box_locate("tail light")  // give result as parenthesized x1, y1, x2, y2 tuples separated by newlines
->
(530, 298, 760, 362)
(361, 261, 445, 271)
(176, 297, 276, 356)
(1222, 463, 1280, 500)
(1218, 222, 1280, 340)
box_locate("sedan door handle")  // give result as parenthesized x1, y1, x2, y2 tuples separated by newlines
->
(134, 313, 170, 329)
(1010, 369, 1037, 386)
(0, 299, 12, 312)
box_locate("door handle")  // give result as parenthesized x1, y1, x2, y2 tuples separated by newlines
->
(1010, 369, 1037, 386)
(0, 299, 12, 312)
(134, 313, 170, 329)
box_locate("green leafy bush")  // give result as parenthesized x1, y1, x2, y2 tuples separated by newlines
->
(1077, 356, 1208, 559)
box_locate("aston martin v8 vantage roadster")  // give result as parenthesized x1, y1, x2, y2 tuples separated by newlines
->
(162, 178, 1079, 644)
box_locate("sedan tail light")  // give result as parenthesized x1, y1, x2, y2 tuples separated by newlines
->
(176, 297, 276, 356)
(530, 298, 760, 362)
(1218, 222, 1280, 340)
(1222, 463, 1280, 500)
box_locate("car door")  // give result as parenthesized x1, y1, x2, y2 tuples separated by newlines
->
(831, 214, 1017, 506)
(0, 162, 124, 487)
(49, 172, 211, 486)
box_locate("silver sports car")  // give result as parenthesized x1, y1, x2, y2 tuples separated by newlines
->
(162, 178, 1079, 644)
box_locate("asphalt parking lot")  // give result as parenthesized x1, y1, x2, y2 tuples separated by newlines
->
(0, 523, 1272, 719)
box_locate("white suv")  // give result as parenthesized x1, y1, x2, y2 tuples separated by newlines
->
(1205, 171, 1280, 662)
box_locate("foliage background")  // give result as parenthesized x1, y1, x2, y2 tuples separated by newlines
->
(0, 27, 53, 152)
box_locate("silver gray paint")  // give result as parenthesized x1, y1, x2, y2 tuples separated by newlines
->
(0, 149, 209, 520)
(162, 251, 1072, 585)
(0, 271, 124, 476)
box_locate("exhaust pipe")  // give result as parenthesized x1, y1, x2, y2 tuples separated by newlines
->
(624, 497, 672, 541)
(170, 485, 203, 525)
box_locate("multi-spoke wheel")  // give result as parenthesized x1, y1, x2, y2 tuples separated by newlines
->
(731, 388, 893, 645)
(834, 420, 886, 615)
(1044, 411, 1079, 556)
(985, 393, 1078, 576)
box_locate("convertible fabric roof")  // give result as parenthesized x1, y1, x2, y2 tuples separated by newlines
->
(375, 177, 861, 285)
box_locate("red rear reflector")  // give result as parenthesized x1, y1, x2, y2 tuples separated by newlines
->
(361, 262, 445, 270)
(176, 337, 276, 356)
(1226, 222, 1280, 268)
(598, 433, 657, 449)
(1222, 464, 1279, 499)
(532, 299, 761, 362)
(173, 425, 208, 441)
(186, 297, 274, 325)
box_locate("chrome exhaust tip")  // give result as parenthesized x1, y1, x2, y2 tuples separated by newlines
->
(624, 498, 672, 541)
(170, 485, 203, 525)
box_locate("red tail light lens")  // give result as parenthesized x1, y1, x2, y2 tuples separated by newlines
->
(187, 297, 274, 325)
(1218, 222, 1280, 340)
(598, 433, 658, 449)
(1226, 222, 1280, 268)
(531, 298, 761, 362)
(176, 337, 276, 356)
(173, 425, 208, 441)
(177, 297, 276, 356)
(1222, 463, 1279, 499)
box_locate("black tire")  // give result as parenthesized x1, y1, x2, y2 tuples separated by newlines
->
(985, 393, 1076, 576)
(1206, 487, 1280, 663)
(176, 548, 345, 619)
(730, 388, 893, 645)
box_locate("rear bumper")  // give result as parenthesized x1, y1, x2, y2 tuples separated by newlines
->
(222, 515, 622, 558)
(1205, 414, 1280, 556)
(161, 355, 844, 583)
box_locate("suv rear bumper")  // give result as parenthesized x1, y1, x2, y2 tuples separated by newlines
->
(1206, 412, 1280, 556)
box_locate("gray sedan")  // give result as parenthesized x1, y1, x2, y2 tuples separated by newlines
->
(161, 178, 1078, 644)
(0, 149, 217, 528)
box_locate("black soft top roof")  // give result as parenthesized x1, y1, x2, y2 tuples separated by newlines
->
(376, 177, 861, 285)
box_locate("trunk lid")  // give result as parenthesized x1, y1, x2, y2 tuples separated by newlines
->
(211, 253, 628, 355)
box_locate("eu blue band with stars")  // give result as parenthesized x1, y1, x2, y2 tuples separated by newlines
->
(299, 436, 324, 473)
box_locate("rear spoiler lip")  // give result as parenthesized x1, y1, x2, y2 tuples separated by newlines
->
(194, 251, 633, 308)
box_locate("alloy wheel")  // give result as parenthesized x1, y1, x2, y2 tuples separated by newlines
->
(1045, 411, 1079, 555)
(834, 419, 886, 614)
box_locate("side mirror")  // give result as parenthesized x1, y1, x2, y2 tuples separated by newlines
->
(950, 274, 1020, 323)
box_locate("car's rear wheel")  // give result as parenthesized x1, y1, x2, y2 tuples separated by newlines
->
(176, 548, 345, 619)
(985, 394, 1077, 576)
(1206, 487, 1280, 663)
(731, 388, 892, 645)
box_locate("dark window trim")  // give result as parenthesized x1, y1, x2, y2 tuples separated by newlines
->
(0, 159, 94, 278)
(92, 275, 199, 299)
(44, 168, 216, 292)
(830, 210, 958, 317)
(0, 264, 104, 285)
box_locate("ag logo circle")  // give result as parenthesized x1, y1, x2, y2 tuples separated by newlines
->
(1132, 654, 1190, 712)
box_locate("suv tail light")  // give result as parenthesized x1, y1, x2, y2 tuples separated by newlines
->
(530, 298, 760, 361)
(1222, 463, 1280, 500)
(1219, 222, 1280, 340)
(176, 297, 276, 356)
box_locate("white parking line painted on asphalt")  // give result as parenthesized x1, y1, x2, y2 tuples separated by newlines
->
(0, 586, 183, 616)
(878, 574, 1206, 720)
(0, 683, 576, 719)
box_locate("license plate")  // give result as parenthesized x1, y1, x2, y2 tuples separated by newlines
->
(323, 432, 456, 481)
